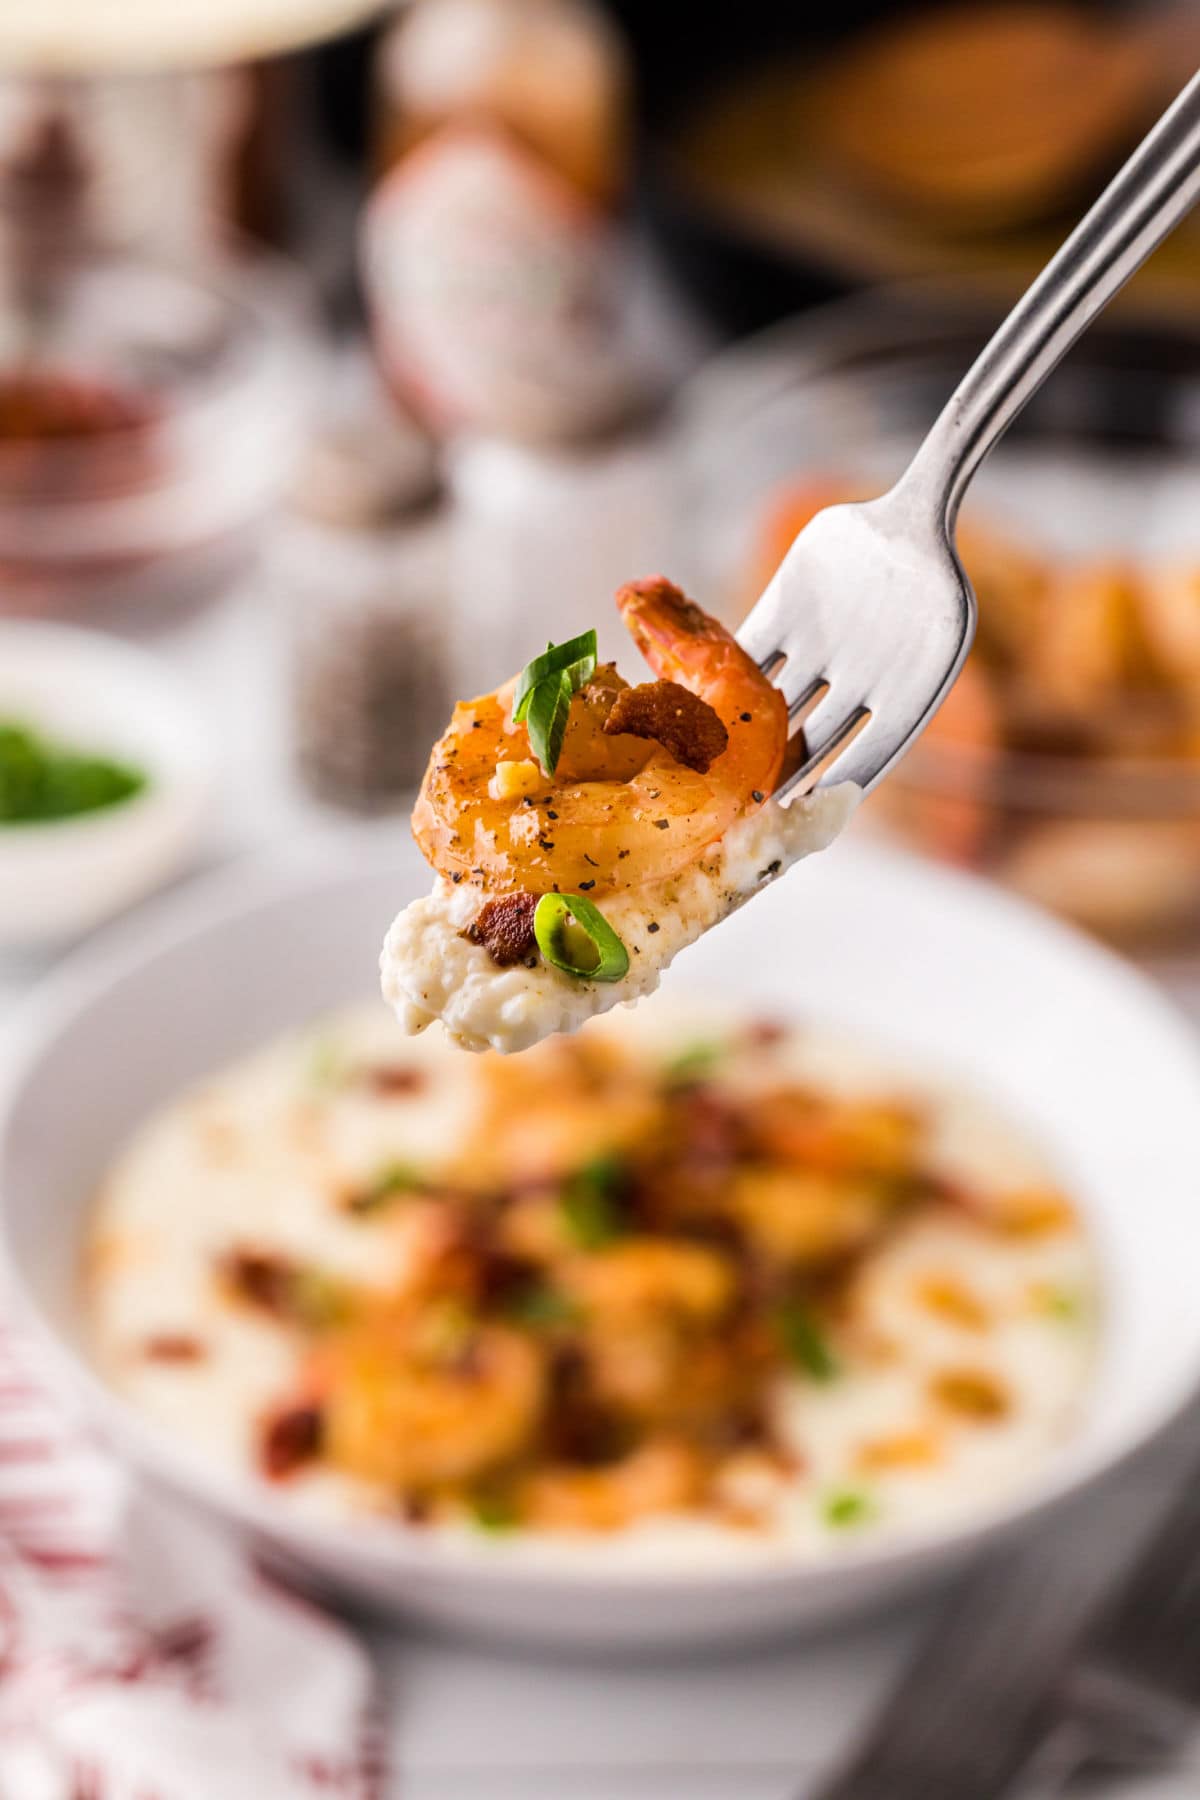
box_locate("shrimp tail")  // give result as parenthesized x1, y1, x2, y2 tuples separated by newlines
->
(615, 577, 788, 797)
(615, 577, 712, 670)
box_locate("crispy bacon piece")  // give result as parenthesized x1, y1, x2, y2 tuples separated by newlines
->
(602, 678, 729, 774)
(260, 1403, 323, 1479)
(221, 1248, 295, 1316)
(465, 891, 539, 967)
(141, 1333, 207, 1364)
(364, 1064, 425, 1096)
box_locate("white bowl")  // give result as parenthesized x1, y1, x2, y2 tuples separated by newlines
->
(0, 623, 216, 948)
(1, 836, 1199, 1651)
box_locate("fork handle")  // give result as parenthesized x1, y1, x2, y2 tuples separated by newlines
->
(905, 66, 1200, 529)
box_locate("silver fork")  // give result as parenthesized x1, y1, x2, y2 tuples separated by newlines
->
(740, 68, 1200, 803)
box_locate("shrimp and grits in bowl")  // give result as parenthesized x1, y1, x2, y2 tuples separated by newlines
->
(382, 576, 858, 1053)
(86, 1001, 1096, 1559)
(5, 845, 1200, 1645)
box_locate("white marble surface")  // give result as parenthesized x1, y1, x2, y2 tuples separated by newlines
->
(3, 563, 1200, 1800)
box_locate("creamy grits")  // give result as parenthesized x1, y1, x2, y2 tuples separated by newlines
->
(86, 1000, 1096, 1568)
(382, 786, 859, 1053)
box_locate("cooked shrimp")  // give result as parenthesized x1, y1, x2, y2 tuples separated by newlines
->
(519, 1438, 704, 1532)
(561, 1241, 752, 1427)
(412, 578, 788, 895)
(309, 1309, 543, 1491)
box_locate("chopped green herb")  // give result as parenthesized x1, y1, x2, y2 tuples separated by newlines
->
(469, 1490, 520, 1534)
(416, 1300, 476, 1364)
(345, 1160, 425, 1216)
(512, 631, 598, 775)
(823, 1487, 875, 1530)
(560, 1153, 627, 1249)
(506, 1285, 580, 1329)
(534, 892, 629, 982)
(306, 1037, 345, 1089)
(775, 1300, 838, 1382)
(1037, 1285, 1085, 1325)
(663, 1041, 725, 1087)
(288, 1268, 352, 1331)
(0, 720, 147, 824)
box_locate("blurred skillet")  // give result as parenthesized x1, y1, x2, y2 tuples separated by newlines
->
(638, 0, 1200, 337)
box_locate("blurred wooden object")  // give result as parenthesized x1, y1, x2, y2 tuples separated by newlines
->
(661, 0, 1200, 315)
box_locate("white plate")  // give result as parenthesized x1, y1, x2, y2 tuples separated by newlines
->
(2, 834, 1199, 1650)
(0, 622, 215, 948)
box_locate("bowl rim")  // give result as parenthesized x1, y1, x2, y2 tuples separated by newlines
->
(3, 835, 1200, 1594)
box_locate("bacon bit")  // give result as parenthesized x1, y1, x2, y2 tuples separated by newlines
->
(603, 678, 729, 774)
(141, 1333, 207, 1364)
(745, 1019, 789, 1049)
(221, 1248, 295, 1316)
(464, 891, 539, 967)
(364, 1064, 426, 1097)
(915, 1273, 989, 1331)
(856, 1429, 943, 1472)
(929, 1368, 1011, 1421)
(260, 1403, 323, 1479)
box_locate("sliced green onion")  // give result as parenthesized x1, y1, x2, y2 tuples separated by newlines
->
(512, 630, 598, 775)
(775, 1299, 839, 1382)
(822, 1487, 874, 1530)
(534, 892, 629, 982)
(560, 1153, 627, 1249)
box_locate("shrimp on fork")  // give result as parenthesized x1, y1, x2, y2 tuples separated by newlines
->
(383, 578, 858, 1054)
(413, 578, 788, 897)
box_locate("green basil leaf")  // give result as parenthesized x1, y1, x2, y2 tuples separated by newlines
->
(524, 669, 575, 777)
(533, 892, 630, 982)
(512, 629, 598, 723)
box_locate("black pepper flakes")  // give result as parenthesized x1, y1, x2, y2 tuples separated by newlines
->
(583, 854, 598, 867)
(579, 879, 595, 891)
(547, 809, 558, 820)
(538, 838, 556, 851)
(740, 711, 751, 722)
(653, 819, 669, 830)
(451, 871, 463, 884)
(647, 921, 660, 934)
(751, 790, 764, 804)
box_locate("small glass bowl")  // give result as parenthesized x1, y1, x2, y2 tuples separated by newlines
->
(678, 289, 1200, 948)
(0, 246, 312, 615)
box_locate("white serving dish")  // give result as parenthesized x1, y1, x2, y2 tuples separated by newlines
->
(0, 623, 216, 948)
(1, 836, 1199, 1651)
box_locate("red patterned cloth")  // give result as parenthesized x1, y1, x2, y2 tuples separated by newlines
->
(0, 1330, 383, 1800)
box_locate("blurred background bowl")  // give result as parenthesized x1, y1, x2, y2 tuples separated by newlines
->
(0, 248, 314, 617)
(679, 290, 1200, 948)
(3, 838, 1200, 1648)
(0, 621, 216, 948)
